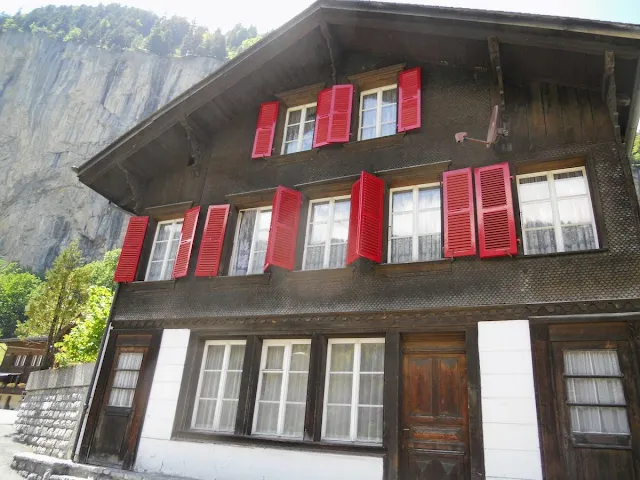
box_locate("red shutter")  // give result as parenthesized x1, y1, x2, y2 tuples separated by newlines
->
(475, 162, 517, 258)
(313, 88, 332, 148)
(346, 172, 385, 264)
(251, 101, 279, 159)
(397, 67, 421, 132)
(443, 168, 476, 258)
(195, 205, 230, 277)
(172, 206, 200, 279)
(264, 186, 302, 271)
(328, 84, 354, 143)
(114, 216, 149, 283)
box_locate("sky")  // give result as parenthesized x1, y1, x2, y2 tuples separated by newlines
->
(1, 0, 639, 33)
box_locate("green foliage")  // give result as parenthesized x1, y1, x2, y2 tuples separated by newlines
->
(77, 249, 120, 293)
(0, 260, 41, 338)
(0, 4, 260, 60)
(632, 133, 640, 165)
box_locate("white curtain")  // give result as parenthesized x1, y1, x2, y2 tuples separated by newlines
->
(108, 352, 143, 408)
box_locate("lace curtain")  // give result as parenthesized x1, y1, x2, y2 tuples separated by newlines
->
(232, 210, 271, 276)
(147, 220, 183, 281)
(304, 200, 350, 270)
(108, 352, 143, 408)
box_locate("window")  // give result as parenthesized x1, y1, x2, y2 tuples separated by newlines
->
(230, 207, 272, 276)
(145, 219, 184, 281)
(303, 197, 350, 270)
(517, 167, 598, 255)
(192, 341, 246, 432)
(322, 339, 384, 443)
(282, 103, 317, 154)
(30, 355, 43, 367)
(108, 351, 143, 408)
(564, 350, 629, 435)
(13, 355, 26, 367)
(358, 85, 397, 141)
(253, 340, 311, 438)
(389, 184, 442, 263)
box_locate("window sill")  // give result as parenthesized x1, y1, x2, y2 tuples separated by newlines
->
(126, 280, 176, 291)
(521, 247, 608, 259)
(287, 267, 354, 282)
(375, 259, 452, 276)
(194, 273, 271, 287)
(342, 133, 406, 153)
(172, 430, 385, 456)
(265, 149, 319, 166)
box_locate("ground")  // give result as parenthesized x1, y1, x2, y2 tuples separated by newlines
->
(0, 410, 31, 480)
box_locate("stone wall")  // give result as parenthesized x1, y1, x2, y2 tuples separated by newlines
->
(14, 363, 95, 459)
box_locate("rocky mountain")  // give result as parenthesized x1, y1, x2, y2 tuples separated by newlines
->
(0, 30, 221, 273)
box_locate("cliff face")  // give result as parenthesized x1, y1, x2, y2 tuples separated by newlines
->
(0, 31, 221, 272)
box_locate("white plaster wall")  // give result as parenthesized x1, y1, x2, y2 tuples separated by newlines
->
(135, 329, 383, 480)
(478, 320, 543, 480)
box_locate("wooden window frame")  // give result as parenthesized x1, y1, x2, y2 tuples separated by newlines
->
(302, 195, 351, 271)
(229, 206, 273, 276)
(387, 183, 442, 264)
(14, 355, 26, 367)
(358, 84, 398, 141)
(516, 166, 599, 255)
(144, 218, 184, 281)
(281, 103, 317, 155)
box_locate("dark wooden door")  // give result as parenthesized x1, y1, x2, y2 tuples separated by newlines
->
(400, 334, 469, 480)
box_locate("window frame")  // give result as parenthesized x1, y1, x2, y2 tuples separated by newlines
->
(281, 102, 317, 155)
(357, 84, 398, 141)
(516, 166, 599, 255)
(388, 182, 442, 264)
(13, 355, 26, 367)
(191, 339, 247, 433)
(302, 195, 351, 271)
(321, 337, 385, 444)
(30, 355, 43, 367)
(144, 218, 184, 281)
(229, 206, 273, 276)
(252, 338, 312, 438)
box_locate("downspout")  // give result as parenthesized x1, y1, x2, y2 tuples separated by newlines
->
(72, 283, 120, 462)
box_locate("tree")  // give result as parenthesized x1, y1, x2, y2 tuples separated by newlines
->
(0, 260, 41, 338)
(632, 133, 640, 164)
(77, 249, 120, 293)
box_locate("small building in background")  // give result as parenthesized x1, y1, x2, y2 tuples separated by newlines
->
(0, 337, 46, 410)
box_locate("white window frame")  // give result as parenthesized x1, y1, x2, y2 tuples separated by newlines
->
(388, 183, 442, 264)
(229, 206, 273, 276)
(144, 218, 184, 281)
(358, 84, 398, 141)
(30, 355, 43, 367)
(252, 339, 312, 438)
(281, 102, 317, 155)
(321, 338, 385, 444)
(302, 196, 351, 271)
(14, 355, 26, 367)
(516, 166, 599, 255)
(191, 340, 246, 432)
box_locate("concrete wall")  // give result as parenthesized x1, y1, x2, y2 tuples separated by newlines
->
(14, 363, 95, 458)
(134, 329, 384, 480)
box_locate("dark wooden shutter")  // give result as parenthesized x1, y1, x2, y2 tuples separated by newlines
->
(443, 168, 476, 258)
(328, 84, 354, 143)
(397, 67, 421, 132)
(172, 207, 200, 279)
(475, 162, 517, 258)
(313, 88, 332, 148)
(346, 172, 385, 264)
(195, 205, 231, 277)
(114, 216, 149, 283)
(264, 186, 302, 271)
(251, 101, 279, 158)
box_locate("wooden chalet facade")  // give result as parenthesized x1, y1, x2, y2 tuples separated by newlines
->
(75, 2, 640, 479)
(0, 337, 46, 409)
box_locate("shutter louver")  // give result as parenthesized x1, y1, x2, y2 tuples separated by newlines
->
(346, 172, 385, 264)
(114, 216, 149, 283)
(313, 88, 332, 148)
(328, 84, 354, 143)
(251, 101, 279, 158)
(264, 186, 302, 271)
(172, 206, 200, 279)
(397, 67, 421, 132)
(443, 168, 476, 258)
(475, 162, 517, 258)
(195, 205, 230, 277)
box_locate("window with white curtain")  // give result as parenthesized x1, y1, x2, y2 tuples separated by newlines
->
(253, 340, 311, 438)
(564, 349, 630, 435)
(282, 103, 317, 154)
(358, 85, 398, 141)
(322, 339, 385, 443)
(516, 167, 598, 255)
(30, 355, 43, 367)
(389, 184, 442, 263)
(108, 351, 144, 408)
(230, 207, 272, 276)
(192, 341, 246, 432)
(303, 197, 350, 270)
(145, 219, 184, 281)
(13, 355, 26, 367)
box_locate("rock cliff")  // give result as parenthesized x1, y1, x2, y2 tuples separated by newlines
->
(0, 31, 221, 272)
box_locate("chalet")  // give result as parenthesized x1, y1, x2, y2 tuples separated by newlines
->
(0, 337, 46, 409)
(74, 1, 640, 479)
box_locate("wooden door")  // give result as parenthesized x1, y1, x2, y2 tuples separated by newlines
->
(400, 334, 469, 480)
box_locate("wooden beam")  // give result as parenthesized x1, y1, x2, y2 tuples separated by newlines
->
(488, 36, 510, 151)
(603, 50, 622, 143)
(320, 21, 341, 84)
(179, 116, 206, 167)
